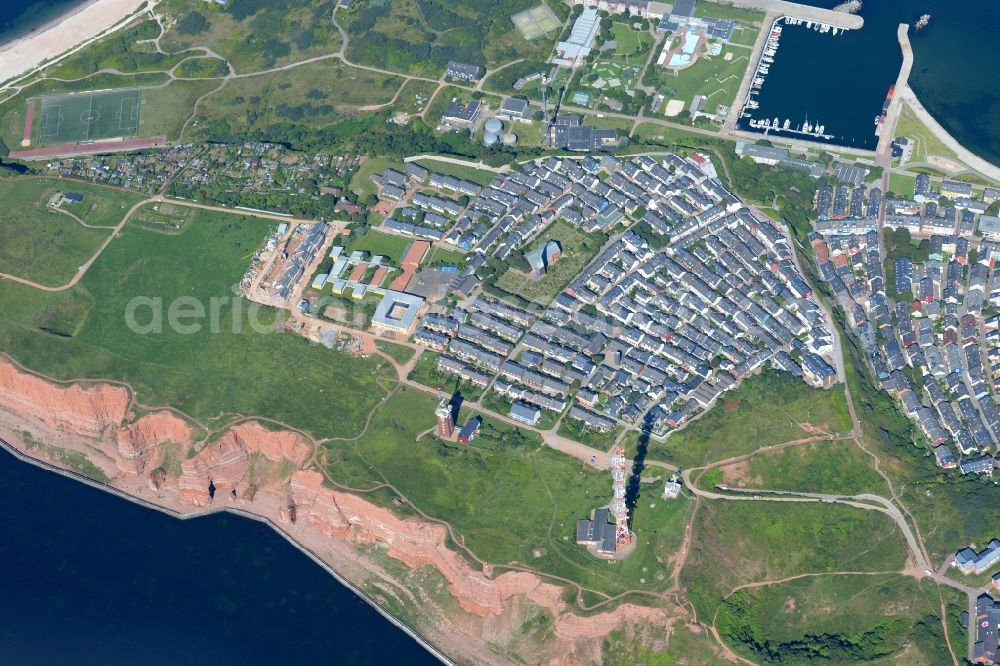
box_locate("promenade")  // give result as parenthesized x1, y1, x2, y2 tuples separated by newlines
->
(879, 24, 1000, 182)
(718, 0, 863, 29)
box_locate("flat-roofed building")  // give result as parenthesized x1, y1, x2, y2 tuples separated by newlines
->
(372, 290, 424, 333)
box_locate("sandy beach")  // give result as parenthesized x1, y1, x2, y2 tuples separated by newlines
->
(0, 0, 148, 87)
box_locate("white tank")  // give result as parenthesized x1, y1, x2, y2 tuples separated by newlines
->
(484, 118, 503, 134)
(501, 133, 517, 146)
(483, 132, 499, 146)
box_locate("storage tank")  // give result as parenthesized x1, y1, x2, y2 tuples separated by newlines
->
(483, 132, 500, 147)
(484, 118, 503, 134)
(501, 133, 517, 146)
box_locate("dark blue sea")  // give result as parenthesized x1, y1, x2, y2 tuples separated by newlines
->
(736, 0, 1000, 167)
(0, 446, 441, 665)
(0, 0, 89, 45)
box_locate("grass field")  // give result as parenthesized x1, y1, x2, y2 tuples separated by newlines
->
(413, 158, 498, 186)
(36, 89, 140, 145)
(140, 79, 223, 140)
(682, 499, 909, 619)
(0, 75, 167, 149)
(390, 79, 439, 115)
(693, 1, 765, 24)
(344, 228, 416, 264)
(631, 122, 710, 145)
(610, 23, 653, 58)
(718, 439, 888, 496)
(0, 195, 395, 439)
(894, 102, 961, 165)
(727, 24, 760, 48)
(648, 370, 853, 469)
(0, 178, 144, 286)
(496, 220, 603, 305)
(323, 388, 692, 596)
(717, 574, 962, 665)
(647, 45, 750, 117)
(193, 60, 404, 133)
(350, 157, 404, 198)
(887, 171, 917, 198)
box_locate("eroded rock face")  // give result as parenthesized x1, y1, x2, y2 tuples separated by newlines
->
(0, 360, 128, 437)
(288, 470, 349, 536)
(295, 475, 670, 640)
(230, 422, 310, 465)
(177, 423, 311, 506)
(0, 363, 671, 663)
(179, 432, 251, 506)
(117, 411, 193, 475)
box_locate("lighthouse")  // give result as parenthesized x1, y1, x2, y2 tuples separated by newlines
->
(435, 398, 454, 438)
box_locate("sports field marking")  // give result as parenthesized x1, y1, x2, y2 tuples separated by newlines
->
(512, 4, 560, 41)
(35, 89, 141, 146)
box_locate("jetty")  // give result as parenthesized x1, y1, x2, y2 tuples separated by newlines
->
(712, 0, 864, 29)
(878, 24, 1000, 184)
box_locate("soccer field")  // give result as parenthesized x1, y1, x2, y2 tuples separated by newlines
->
(36, 89, 141, 146)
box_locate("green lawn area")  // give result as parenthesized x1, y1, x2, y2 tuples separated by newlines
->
(719, 439, 889, 496)
(682, 499, 909, 620)
(610, 22, 653, 57)
(893, 102, 961, 165)
(141, 79, 225, 140)
(375, 340, 415, 365)
(693, 1, 765, 24)
(495, 220, 604, 305)
(0, 178, 144, 286)
(351, 157, 404, 197)
(647, 44, 751, 116)
(0, 194, 395, 439)
(557, 416, 620, 450)
(648, 370, 853, 469)
(631, 122, 711, 145)
(717, 574, 963, 665)
(727, 24, 760, 48)
(413, 158, 498, 187)
(887, 171, 917, 198)
(423, 244, 467, 268)
(0, 74, 169, 149)
(323, 388, 692, 596)
(390, 79, 439, 115)
(344, 228, 415, 264)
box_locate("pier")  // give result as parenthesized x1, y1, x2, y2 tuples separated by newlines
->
(712, 0, 864, 30)
(878, 24, 1000, 184)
